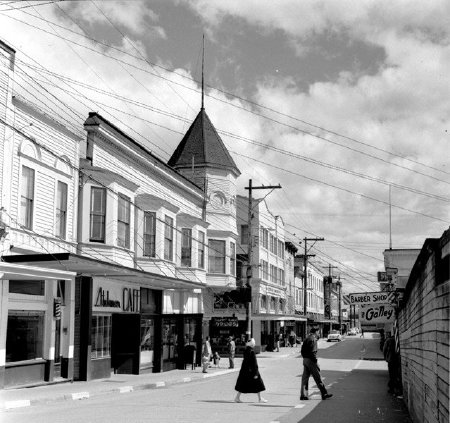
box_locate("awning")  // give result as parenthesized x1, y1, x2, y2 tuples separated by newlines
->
(251, 314, 307, 322)
(2, 253, 204, 290)
(0, 262, 76, 280)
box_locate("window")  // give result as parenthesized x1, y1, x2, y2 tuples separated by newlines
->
(198, 231, 205, 269)
(241, 225, 249, 244)
(6, 311, 44, 362)
(56, 181, 68, 239)
(230, 242, 236, 276)
(20, 165, 35, 229)
(260, 260, 268, 280)
(90, 187, 106, 242)
(9, 280, 45, 295)
(143, 211, 156, 257)
(164, 216, 174, 261)
(208, 239, 226, 273)
(91, 315, 112, 359)
(181, 228, 192, 267)
(118, 194, 130, 248)
(270, 265, 276, 283)
(262, 228, 268, 249)
(278, 240, 284, 258)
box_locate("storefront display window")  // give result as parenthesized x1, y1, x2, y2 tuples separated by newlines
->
(140, 318, 154, 367)
(9, 280, 45, 295)
(91, 315, 112, 359)
(162, 318, 178, 366)
(6, 311, 44, 362)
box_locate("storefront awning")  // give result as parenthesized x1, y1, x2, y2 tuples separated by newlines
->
(0, 261, 75, 280)
(252, 314, 307, 322)
(2, 253, 204, 290)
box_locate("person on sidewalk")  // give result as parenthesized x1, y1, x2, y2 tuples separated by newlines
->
(300, 327, 333, 401)
(383, 332, 401, 395)
(228, 335, 236, 369)
(234, 338, 267, 403)
(201, 336, 212, 373)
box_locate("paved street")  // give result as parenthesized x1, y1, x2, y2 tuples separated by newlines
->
(1, 335, 412, 423)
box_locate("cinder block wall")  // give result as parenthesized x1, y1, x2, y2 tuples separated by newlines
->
(399, 229, 449, 423)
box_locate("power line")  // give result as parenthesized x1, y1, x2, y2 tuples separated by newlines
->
(4, 10, 449, 184)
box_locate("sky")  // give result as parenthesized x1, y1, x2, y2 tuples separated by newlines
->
(0, 0, 449, 293)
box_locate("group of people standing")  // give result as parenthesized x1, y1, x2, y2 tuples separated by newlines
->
(201, 327, 333, 403)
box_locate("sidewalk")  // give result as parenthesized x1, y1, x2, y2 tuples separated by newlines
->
(0, 356, 245, 411)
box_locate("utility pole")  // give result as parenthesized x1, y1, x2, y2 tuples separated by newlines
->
(303, 237, 324, 339)
(244, 179, 281, 341)
(322, 264, 337, 333)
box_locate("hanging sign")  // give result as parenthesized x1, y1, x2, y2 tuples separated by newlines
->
(348, 291, 395, 305)
(360, 304, 395, 323)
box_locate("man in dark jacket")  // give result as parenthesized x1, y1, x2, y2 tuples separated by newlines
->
(300, 327, 332, 400)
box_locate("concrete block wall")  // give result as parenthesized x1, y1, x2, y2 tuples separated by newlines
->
(399, 229, 449, 423)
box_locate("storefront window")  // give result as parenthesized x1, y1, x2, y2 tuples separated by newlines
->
(9, 280, 45, 295)
(91, 315, 112, 359)
(140, 318, 154, 367)
(6, 311, 44, 362)
(162, 318, 178, 365)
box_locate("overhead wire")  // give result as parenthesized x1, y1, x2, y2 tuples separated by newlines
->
(3, 10, 449, 186)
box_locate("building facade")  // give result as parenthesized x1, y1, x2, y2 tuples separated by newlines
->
(236, 195, 306, 350)
(0, 40, 79, 388)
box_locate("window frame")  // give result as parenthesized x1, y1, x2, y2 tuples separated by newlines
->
(230, 242, 236, 276)
(181, 228, 192, 267)
(20, 165, 35, 230)
(198, 231, 205, 269)
(164, 215, 174, 261)
(117, 194, 131, 249)
(89, 186, 106, 243)
(91, 314, 112, 359)
(55, 180, 68, 239)
(208, 239, 226, 274)
(143, 211, 156, 257)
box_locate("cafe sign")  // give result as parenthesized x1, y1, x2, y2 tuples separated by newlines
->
(93, 280, 140, 312)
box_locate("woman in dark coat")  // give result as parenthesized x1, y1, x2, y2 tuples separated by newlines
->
(234, 338, 267, 403)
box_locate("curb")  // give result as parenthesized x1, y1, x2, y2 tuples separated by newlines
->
(1, 368, 240, 411)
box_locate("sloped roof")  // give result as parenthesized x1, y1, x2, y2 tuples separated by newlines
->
(168, 108, 240, 177)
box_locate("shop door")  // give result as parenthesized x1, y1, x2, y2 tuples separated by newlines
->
(162, 317, 178, 371)
(112, 314, 140, 374)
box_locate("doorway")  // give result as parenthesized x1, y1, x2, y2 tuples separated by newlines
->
(111, 313, 140, 374)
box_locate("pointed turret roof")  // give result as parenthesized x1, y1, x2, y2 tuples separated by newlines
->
(168, 108, 241, 177)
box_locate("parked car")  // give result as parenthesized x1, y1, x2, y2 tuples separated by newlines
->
(327, 330, 342, 342)
(348, 328, 357, 336)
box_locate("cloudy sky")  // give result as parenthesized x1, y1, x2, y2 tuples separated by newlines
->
(1, 0, 449, 293)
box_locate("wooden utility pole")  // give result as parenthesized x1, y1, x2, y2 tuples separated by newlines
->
(244, 179, 281, 341)
(303, 237, 324, 339)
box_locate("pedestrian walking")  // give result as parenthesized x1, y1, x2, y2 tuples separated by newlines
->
(201, 336, 212, 373)
(289, 329, 296, 347)
(234, 338, 267, 403)
(300, 327, 333, 401)
(228, 335, 236, 369)
(383, 332, 401, 395)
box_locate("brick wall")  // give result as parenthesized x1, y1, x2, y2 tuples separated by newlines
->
(399, 228, 449, 423)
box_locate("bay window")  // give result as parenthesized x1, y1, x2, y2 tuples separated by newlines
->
(55, 181, 68, 239)
(208, 239, 225, 273)
(90, 187, 106, 242)
(117, 194, 130, 248)
(143, 211, 156, 257)
(181, 228, 192, 267)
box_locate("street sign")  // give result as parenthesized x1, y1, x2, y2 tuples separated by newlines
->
(377, 271, 388, 282)
(360, 304, 395, 324)
(347, 291, 395, 305)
